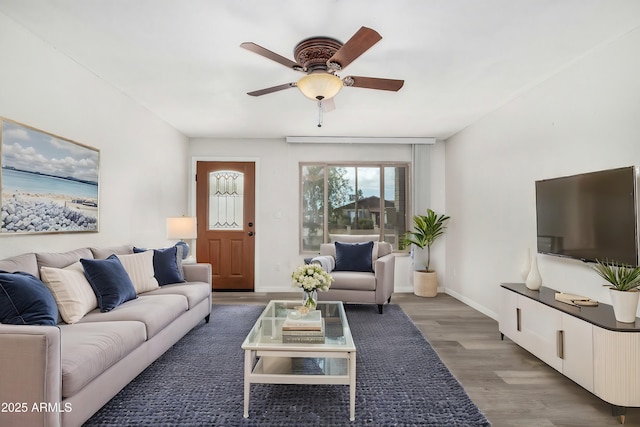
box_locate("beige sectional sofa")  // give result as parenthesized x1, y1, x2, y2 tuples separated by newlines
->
(0, 245, 212, 427)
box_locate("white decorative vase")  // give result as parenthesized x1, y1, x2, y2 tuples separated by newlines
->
(520, 248, 531, 281)
(609, 289, 640, 323)
(525, 254, 542, 290)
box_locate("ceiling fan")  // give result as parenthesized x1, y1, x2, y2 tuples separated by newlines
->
(240, 26, 404, 106)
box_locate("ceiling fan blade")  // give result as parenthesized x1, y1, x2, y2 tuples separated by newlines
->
(327, 27, 382, 71)
(343, 76, 404, 91)
(247, 82, 297, 97)
(240, 42, 303, 71)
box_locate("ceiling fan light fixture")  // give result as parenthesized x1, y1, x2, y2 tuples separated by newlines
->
(297, 73, 343, 101)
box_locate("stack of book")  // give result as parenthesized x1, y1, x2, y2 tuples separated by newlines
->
(282, 310, 325, 344)
(555, 292, 599, 307)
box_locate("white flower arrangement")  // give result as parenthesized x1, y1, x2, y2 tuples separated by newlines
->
(291, 263, 334, 292)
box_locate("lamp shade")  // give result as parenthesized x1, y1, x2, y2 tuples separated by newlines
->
(166, 217, 197, 240)
(297, 73, 343, 100)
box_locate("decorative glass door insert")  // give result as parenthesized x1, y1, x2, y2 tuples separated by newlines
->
(209, 170, 244, 230)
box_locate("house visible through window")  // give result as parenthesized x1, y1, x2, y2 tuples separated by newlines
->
(300, 163, 409, 252)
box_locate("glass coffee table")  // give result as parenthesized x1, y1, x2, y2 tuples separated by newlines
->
(241, 300, 356, 421)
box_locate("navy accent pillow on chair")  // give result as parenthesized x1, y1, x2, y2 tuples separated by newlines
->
(334, 241, 374, 272)
(81, 255, 137, 312)
(0, 271, 58, 325)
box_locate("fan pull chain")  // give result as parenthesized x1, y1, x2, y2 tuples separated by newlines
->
(317, 100, 323, 127)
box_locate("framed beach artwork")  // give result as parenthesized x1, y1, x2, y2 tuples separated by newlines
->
(0, 118, 99, 234)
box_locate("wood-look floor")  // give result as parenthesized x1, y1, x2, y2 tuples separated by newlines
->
(213, 291, 640, 426)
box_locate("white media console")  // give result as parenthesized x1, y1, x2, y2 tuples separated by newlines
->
(499, 283, 640, 424)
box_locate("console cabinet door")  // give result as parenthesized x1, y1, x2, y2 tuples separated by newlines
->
(518, 296, 563, 372)
(499, 287, 520, 343)
(593, 326, 640, 407)
(561, 313, 593, 392)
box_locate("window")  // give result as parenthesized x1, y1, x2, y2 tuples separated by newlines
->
(300, 163, 409, 252)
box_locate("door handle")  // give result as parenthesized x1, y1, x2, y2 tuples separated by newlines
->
(556, 330, 564, 359)
(248, 231, 254, 237)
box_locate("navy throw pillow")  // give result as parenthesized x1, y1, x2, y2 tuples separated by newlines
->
(334, 241, 374, 272)
(81, 255, 137, 312)
(134, 245, 185, 285)
(0, 271, 58, 326)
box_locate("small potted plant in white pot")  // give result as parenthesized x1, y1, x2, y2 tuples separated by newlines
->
(403, 209, 450, 297)
(592, 259, 640, 323)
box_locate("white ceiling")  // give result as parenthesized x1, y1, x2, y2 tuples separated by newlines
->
(1, 0, 639, 139)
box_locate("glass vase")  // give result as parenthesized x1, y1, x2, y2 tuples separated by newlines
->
(303, 290, 318, 310)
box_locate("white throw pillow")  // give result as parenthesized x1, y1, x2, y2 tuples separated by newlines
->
(116, 250, 159, 294)
(40, 262, 98, 324)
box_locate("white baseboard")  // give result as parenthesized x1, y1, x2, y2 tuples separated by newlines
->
(444, 288, 498, 320)
(255, 286, 295, 293)
(394, 284, 414, 293)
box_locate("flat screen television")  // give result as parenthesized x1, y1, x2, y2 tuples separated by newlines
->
(535, 166, 638, 266)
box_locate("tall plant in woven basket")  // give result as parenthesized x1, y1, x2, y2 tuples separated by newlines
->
(403, 209, 450, 297)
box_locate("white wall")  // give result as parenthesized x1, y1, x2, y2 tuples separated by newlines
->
(405, 141, 448, 293)
(0, 12, 189, 259)
(189, 138, 414, 291)
(444, 28, 640, 318)
(430, 141, 447, 290)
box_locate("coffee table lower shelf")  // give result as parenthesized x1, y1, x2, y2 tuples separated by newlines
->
(243, 349, 357, 421)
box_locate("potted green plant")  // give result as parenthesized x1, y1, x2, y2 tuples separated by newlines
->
(592, 259, 640, 323)
(404, 209, 450, 297)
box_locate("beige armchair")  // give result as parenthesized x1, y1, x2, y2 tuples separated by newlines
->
(315, 235, 395, 314)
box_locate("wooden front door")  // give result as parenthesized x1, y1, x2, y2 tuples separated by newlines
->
(196, 161, 255, 290)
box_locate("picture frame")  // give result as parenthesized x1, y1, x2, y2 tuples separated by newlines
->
(0, 118, 100, 234)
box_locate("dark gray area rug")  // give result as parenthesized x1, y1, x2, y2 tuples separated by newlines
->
(84, 304, 490, 426)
